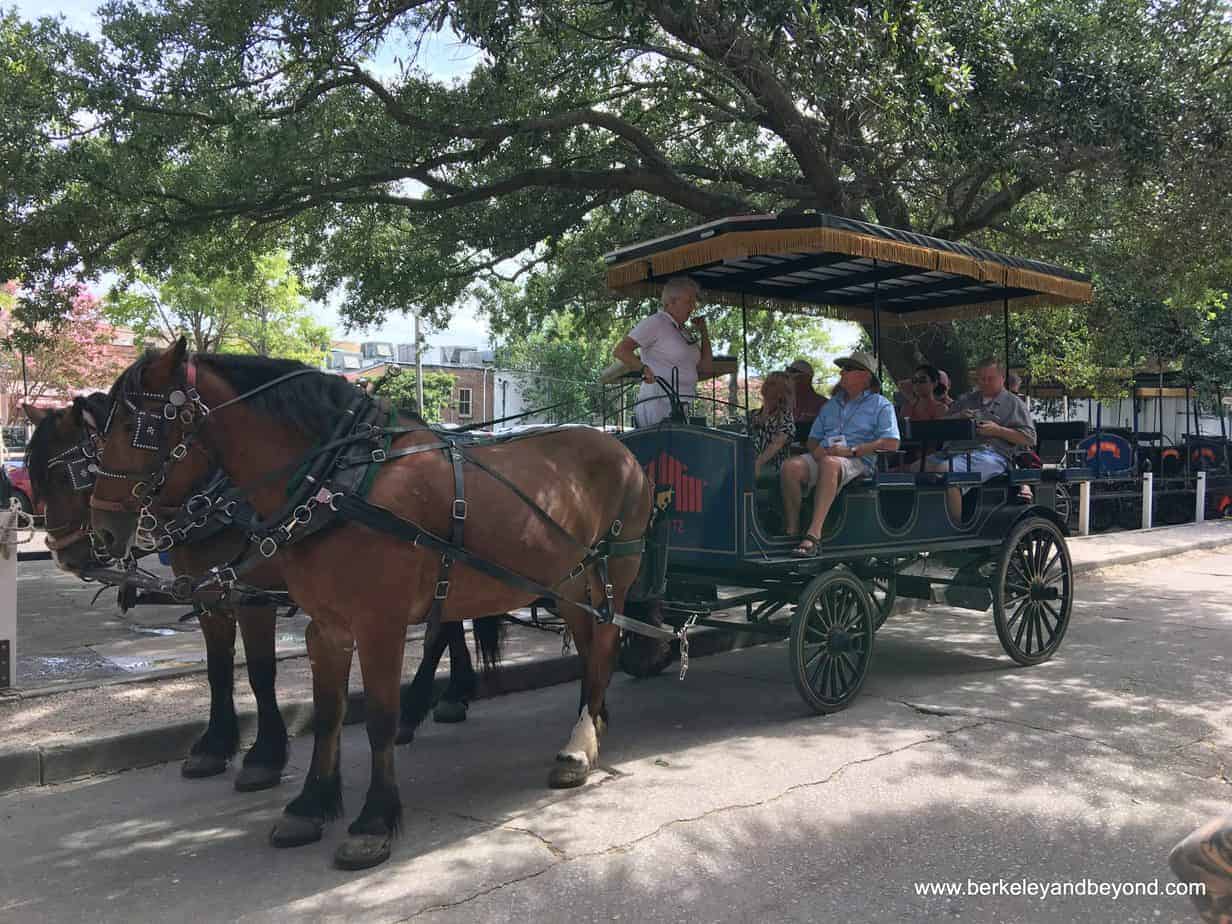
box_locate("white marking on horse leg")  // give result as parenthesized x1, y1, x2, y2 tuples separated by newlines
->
(557, 712, 599, 767)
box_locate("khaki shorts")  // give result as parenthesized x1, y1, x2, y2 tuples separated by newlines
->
(800, 453, 868, 490)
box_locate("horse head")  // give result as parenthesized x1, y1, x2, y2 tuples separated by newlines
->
(90, 336, 213, 559)
(23, 394, 110, 573)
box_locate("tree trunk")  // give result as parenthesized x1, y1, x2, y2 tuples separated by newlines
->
(868, 322, 973, 398)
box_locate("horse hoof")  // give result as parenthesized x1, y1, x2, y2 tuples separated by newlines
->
(548, 756, 589, 789)
(334, 834, 392, 870)
(181, 752, 228, 779)
(433, 699, 468, 724)
(269, 814, 324, 848)
(234, 765, 282, 792)
(395, 724, 416, 745)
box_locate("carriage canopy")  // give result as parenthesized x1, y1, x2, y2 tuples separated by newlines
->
(604, 212, 1092, 325)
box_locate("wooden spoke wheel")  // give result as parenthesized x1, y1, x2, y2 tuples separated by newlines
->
(993, 517, 1073, 666)
(1053, 484, 1073, 525)
(789, 570, 876, 714)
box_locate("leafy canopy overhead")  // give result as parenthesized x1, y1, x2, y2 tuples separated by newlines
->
(3, 0, 1230, 391)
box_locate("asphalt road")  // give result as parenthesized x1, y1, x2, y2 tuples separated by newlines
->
(2, 548, 1230, 923)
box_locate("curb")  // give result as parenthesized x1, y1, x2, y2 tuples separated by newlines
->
(1071, 532, 1232, 575)
(0, 624, 770, 795)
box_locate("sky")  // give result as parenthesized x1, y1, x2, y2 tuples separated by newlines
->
(14, 0, 860, 362)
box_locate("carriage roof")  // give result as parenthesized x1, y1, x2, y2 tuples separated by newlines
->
(604, 212, 1092, 325)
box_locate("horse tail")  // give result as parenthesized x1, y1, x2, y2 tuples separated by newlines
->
(472, 614, 505, 675)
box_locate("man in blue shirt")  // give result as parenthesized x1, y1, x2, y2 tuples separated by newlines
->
(780, 352, 900, 556)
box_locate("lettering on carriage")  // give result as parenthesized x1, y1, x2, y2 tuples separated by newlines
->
(645, 451, 705, 514)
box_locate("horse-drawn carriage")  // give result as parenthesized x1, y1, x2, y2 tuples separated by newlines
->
(31, 211, 1098, 870)
(602, 213, 1095, 712)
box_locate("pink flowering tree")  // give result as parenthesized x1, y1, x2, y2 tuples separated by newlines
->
(0, 283, 132, 449)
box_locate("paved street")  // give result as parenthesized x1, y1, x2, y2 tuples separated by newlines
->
(1, 548, 1230, 922)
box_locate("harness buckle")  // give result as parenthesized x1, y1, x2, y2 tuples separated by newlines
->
(216, 567, 237, 589)
(452, 499, 468, 520)
(170, 443, 189, 460)
(611, 519, 623, 536)
(258, 536, 279, 558)
(568, 561, 586, 580)
(434, 580, 450, 600)
(371, 448, 387, 463)
(605, 583, 614, 601)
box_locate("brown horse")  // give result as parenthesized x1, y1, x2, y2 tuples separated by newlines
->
(27, 393, 501, 792)
(90, 340, 652, 870)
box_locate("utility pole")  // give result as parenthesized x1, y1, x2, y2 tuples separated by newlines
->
(414, 313, 425, 414)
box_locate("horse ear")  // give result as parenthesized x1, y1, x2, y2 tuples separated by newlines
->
(71, 396, 99, 431)
(22, 403, 46, 424)
(149, 335, 190, 383)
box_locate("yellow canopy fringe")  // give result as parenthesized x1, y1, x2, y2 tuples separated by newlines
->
(605, 226, 1092, 319)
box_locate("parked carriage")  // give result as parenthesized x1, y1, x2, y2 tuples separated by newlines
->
(602, 213, 1095, 712)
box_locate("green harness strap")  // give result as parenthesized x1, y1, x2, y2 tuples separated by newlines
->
(357, 408, 398, 499)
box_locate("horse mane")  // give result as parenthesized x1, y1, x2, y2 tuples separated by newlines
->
(195, 353, 430, 440)
(25, 392, 109, 496)
(114, 349, 428, 441)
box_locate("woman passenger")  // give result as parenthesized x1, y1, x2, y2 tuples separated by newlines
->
(751, 372, 795, 481)
(902, 364, 948, 421)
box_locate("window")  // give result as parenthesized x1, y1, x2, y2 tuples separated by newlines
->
(458, 388, 472, 418)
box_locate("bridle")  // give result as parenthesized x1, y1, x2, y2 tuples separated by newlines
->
(93, 354, 317, 552)
(41, 422, 114, 563)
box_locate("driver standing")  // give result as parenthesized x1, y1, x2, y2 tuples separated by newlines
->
(613, 277, 714, 427)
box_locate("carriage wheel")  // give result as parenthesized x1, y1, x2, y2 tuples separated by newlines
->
(858, 558, 898, 630)
(993, 517, 1073, 666)
(1053, 484, 1073, 525)
(789, 570, 875, 714)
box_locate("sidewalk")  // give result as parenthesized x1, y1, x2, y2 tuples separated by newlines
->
(1, 519, 1229, 793)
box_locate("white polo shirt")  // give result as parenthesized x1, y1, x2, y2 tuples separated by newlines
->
(629, 310, 701, 426)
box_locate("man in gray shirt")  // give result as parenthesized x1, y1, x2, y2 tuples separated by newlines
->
(926, 357, 1036, 518)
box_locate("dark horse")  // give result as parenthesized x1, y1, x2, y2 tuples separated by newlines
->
(27, 392, 502, 792)
(91, 340, 652, 870)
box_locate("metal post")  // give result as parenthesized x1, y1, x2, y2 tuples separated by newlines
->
(1003, 297, 1010, 380)
(741, 295, 750, 422)
(1196, 470, 1207, 523)
(872, 260, 883, 380)
(1078, 481, 1091, 536)
(0, 508, 15, 689)
(1141, 472, 1153, 529)
(414, 313, 425, 415)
